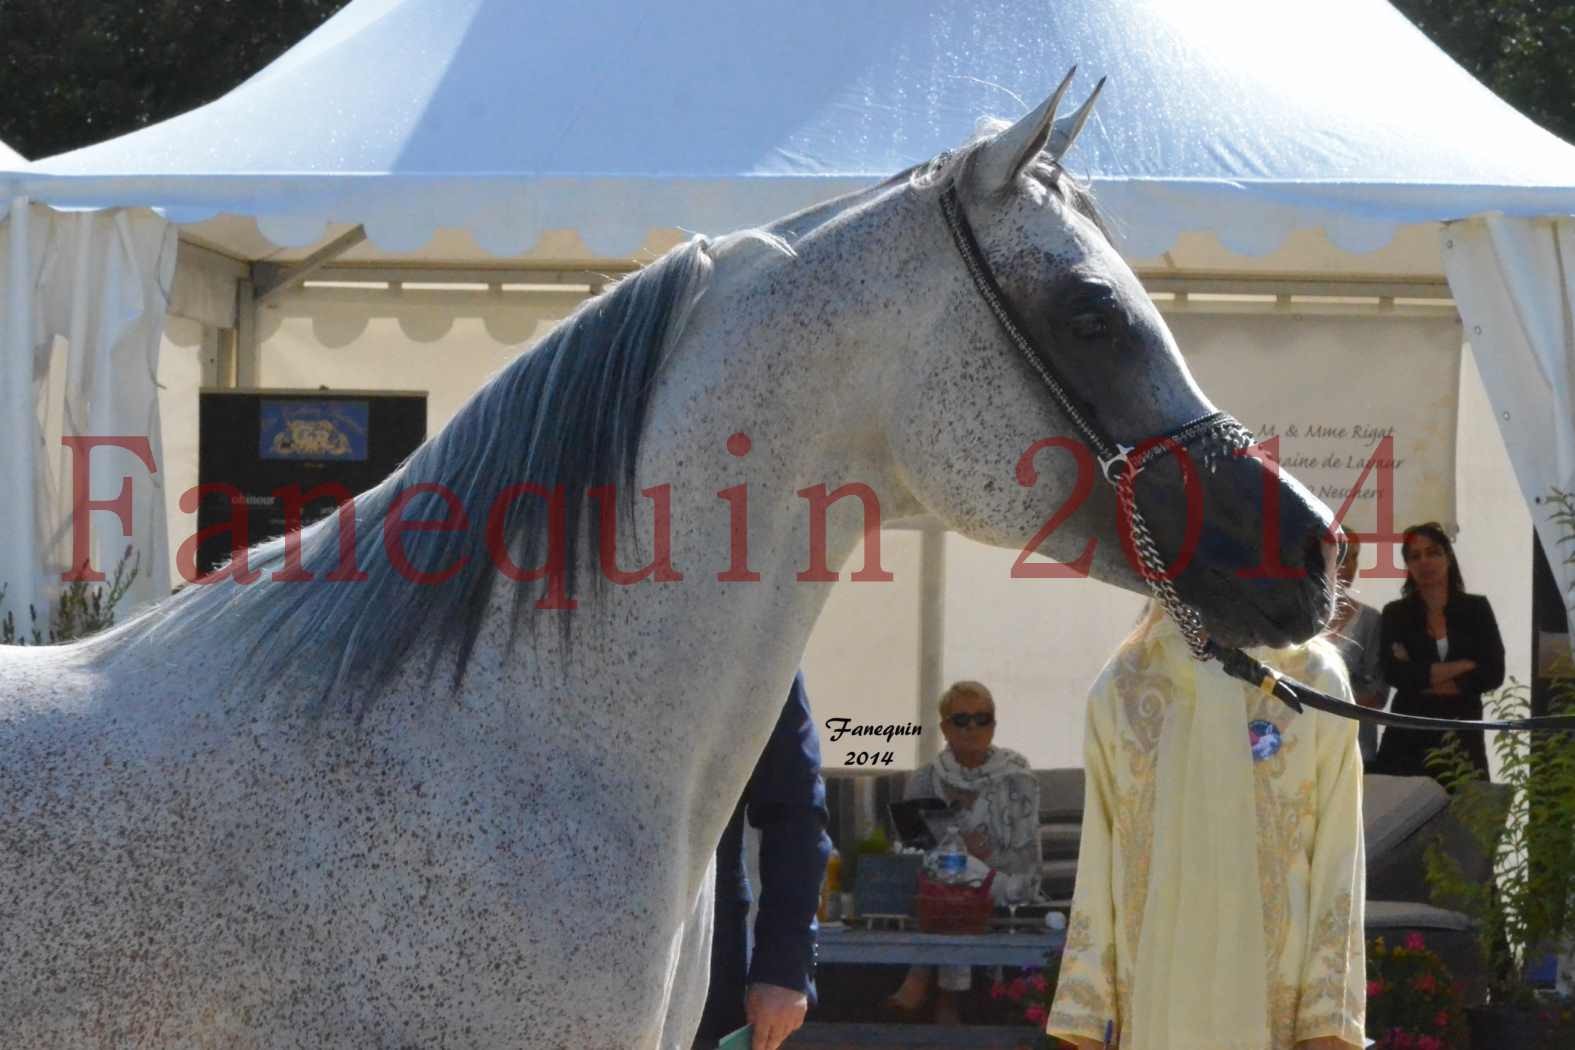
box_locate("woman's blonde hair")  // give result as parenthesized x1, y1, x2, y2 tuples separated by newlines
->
(939, 680, 994, 717)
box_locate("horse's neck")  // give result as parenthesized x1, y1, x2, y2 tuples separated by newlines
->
(463, 191, 930, 828)
(640, 188, 929, 616)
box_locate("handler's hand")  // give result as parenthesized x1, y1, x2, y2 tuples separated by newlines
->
(746, 983, 808, 1050)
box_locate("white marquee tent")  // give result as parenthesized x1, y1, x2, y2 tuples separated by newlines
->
(2, 0, 1572, 761)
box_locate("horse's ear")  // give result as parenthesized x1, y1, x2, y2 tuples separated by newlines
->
(1048, 76, 1106, 162)
(972, 68, 1077, 196)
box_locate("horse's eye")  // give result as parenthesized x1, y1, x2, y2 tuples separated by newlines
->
(1069, 311, 1109, 339)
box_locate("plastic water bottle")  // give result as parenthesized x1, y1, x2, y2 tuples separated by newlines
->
(932, 824, 968, 884)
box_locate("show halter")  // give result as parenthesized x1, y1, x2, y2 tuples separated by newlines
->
(940, 177, 1575, 735)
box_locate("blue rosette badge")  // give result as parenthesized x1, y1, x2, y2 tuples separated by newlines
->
(1248, 719, 1283, 762)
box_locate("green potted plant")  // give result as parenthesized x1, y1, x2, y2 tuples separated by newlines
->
(1425, 670, 1575, 1047)
(0, 548, 139, 645)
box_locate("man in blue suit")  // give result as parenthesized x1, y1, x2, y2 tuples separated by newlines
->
(694, 672, 832, 1050)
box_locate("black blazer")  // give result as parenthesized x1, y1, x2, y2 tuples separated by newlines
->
(1374, 592, 1505, 778)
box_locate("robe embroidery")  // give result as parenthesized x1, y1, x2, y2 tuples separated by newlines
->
(1047, 629, 1366, 1050)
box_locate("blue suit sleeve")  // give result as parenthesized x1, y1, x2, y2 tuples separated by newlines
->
(745, 672, 832, 995)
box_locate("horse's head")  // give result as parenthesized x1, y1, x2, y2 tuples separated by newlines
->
(885, 74, 1338, 648)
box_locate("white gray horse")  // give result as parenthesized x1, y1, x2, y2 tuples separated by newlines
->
(0, 80, 1337, 1048)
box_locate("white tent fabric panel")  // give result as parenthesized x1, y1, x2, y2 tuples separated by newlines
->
(156, 319, 207, 595)
(0, 203, 175, 631)
(1443, 218, 1575, 611)
(255, 287, 590, 380)
(0, 139, 25, 169)
(1168, 311, 1463, 538)
(799, 531, 926, 767)
(13, 0, 1575, 260)
(0, 201, 47, 629)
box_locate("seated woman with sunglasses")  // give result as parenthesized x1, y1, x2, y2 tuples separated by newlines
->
(883, 681, 1041, 1024)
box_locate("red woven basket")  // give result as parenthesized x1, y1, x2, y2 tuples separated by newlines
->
(916, 870, 996, 934)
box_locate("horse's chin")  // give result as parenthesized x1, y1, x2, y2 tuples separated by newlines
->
(1204, 619, 1299, 651)
(1185, 570, 1334, 652)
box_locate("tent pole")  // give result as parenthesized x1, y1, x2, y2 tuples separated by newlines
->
(235, 279, 258, 389)
(253, 226, 369, 306)
(916, 522, 946, 765)
(214, 328, 237, 389)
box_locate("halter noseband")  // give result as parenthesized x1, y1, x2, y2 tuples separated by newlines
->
(939, 179, 1575, 736)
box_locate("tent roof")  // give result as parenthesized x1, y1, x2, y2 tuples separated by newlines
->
(9, 0, 1575, 262)
(0, 138, 25, 168)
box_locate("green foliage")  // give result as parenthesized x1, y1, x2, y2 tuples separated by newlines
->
(1425, 490, 1575, 1004)
(0, 1, 352, 158)
(843, 823, 893, 887)
(0, 548, 140, 645)
(1425, 681, 1575, 1004)
(1551, 487, 1575, 582)
(1393, 1, 1575, 145)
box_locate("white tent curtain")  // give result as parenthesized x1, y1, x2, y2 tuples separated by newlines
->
(1442, 218, 1575, 614)
(1, 199, 46, 634)
(0, 201, 175, 635)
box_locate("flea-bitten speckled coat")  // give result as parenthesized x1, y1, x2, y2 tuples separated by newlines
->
(1048, 620, 1366, 1050)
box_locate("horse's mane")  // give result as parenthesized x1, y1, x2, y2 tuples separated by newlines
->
(100, 232, 781, 714)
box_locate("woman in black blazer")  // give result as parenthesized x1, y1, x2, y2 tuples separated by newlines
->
(1372, 523, 1505, 780)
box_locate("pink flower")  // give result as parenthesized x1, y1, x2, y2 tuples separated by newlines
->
(1030, 973, 1049, 993)
(1391, 1031, 1416, 1050)
(1368, 979, 1385, 999)
(1025, 1003, 1047, 1024)
(1405, 931, 1427, 952)
(990, 982, 1007, 1000)
(1415, 1036, 1442, 1050)
(1009, 977, 1028, 1000)
(1412, 973, 1438, 994)
(1434, 1010, 1451, 1029)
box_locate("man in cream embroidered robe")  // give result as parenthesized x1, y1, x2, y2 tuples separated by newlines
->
(1048, 619, 1366, 1050)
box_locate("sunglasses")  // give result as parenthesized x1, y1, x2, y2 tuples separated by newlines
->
(947, 712, 995, 729)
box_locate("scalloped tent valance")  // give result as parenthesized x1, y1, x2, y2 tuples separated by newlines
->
(8, 0, 1575, 263)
